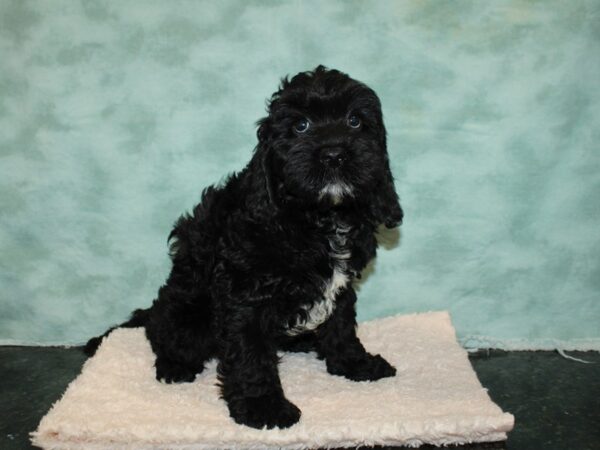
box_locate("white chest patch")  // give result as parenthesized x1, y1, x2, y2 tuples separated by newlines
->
(285, 224, 352, 336)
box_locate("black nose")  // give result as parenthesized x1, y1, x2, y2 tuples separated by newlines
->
(320, 147, 346, 167)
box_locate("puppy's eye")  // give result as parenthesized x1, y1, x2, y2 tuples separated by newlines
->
(347, 115, 361, 129)
(294, 118, 310, 133)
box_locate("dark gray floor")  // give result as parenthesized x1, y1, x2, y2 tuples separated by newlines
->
(1, 347, 599, 450)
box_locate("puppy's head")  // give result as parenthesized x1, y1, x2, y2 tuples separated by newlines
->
(256, 66, 403, 228)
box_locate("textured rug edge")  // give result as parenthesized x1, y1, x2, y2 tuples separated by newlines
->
(31, 311, 514, 450)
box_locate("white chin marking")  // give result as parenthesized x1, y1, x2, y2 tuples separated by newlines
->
(319, 183, 353, 204)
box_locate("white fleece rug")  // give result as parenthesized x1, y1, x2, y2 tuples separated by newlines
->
(32, 311, 514, 449)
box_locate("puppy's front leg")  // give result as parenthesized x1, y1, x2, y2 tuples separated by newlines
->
(317, 288, 396, 381)
(217, 315, 301, 429)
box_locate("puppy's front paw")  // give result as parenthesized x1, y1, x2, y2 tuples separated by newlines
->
(327, 353, 396, 382)
(228, 393, 301, 429)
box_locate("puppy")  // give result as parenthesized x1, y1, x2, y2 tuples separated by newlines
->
(86, 66, 403, 430)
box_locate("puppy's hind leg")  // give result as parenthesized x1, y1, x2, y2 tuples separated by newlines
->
(153, 352, 200, 384)
(145, 284, 216, 384)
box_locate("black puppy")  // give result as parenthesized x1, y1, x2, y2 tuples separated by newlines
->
(86, 66, 403, 430)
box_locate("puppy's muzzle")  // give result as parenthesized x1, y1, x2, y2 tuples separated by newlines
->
(320, 146, 347, 168)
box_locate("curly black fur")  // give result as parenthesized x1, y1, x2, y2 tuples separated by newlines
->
(85, 66, 403, 430)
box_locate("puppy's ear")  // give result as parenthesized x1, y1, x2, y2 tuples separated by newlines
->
(254, 117, 278, 206)
(260, 145, 278, 206)
(370, 120, 403, 228)
(256, 117, 272, 144)
(371, 157, 403, 228)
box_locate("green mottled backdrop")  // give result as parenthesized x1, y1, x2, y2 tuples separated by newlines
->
(1, 0, 599, 348)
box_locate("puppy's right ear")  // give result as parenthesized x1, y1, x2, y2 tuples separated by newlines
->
(254, 117, 278, 206)
(256, 117, 272, 144)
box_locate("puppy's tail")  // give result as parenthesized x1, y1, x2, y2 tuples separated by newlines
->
(83, 308, 151, 357)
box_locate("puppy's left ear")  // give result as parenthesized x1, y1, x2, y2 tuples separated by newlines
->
(370, 120, 403, 228)
(371, 156, 404, 228)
